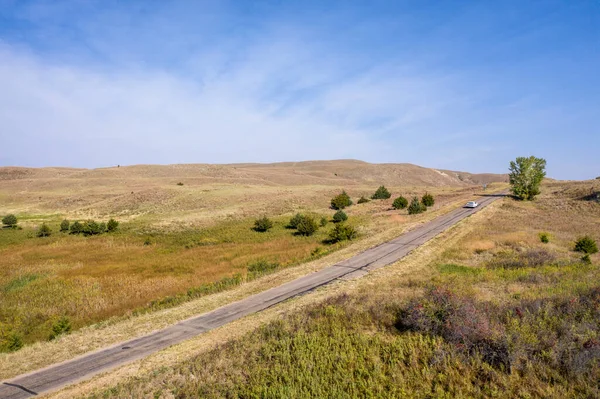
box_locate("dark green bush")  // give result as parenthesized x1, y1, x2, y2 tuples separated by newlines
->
(539, 232, 550, 244)
(37, 223, 52, 237)
(408, 197, 426, 215)
(288, 213, 305, 229)
(332, 210, 348, 223)
(2, 214, 17, 228)
(49, 316, 71, 340)
(330, 191, 353, 210)
(70, 221, 83, 234)
(392, 196, 408, 210)
(371, 186, 391, 200)
(320, 217, 328, 227)
(574, 236, 598, 254)
(177, 182, 184, 186)
(82, 220, 103, 236)
(357, 196, 370, 204)
(107, 218, 119, 232)
(253, 216, 273, 232)
(144, 237, 153, 246)
(296, 216, 319, 236)
(247, 260, 280, 279)
(328, 223, 357, 243)
(3, 332, 23, 352)
(421, 192, 435, 207)
(60, 219, 70, 232)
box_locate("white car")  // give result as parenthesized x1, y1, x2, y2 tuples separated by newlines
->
(465, 201, 479, 208)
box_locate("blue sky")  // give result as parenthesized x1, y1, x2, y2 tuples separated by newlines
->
(0, 1, 598, 179)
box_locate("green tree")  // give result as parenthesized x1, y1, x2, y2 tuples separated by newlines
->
(60, 219, 70, 232)
(288, 213, 305, 229)
(509, 156, 547, 200)
(332, 210, 348, 223)
(2, 214, 17, 228)
(330, 191, 353, 210)
(392, 196, 408, 210)
(254, 216, 273, 232)
(408, 197, 426, 215)
(328, 223, 357, 243)
(70, 221, 83, 234)
(37, 223, 52, 237)
(107, 218, 119, 232)
(371, 186, 391, 200)
(82, 220, 103, 236)
(421, 192, 435, 207)
(296, 216, 319, 236)
(574, 236, 598, 254)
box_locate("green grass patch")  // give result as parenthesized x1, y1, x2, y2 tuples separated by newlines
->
(2, 274, 44, 293)
(437, 263, 482, 276)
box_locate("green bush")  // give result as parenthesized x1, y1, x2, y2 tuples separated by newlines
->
(539, 232, 550, 244)
(331, 191, 353, 210)
(2, 214, 17, 228)
(320, 217, 328, 227)
(328, 223, 357, 243)
(371, 186, 391, 200)
(408, 197, 426, 215)
(82, 220, 103, 236)
(421, 192, 435, 207)
(296, 216, 319, 236)
(37, 223, 52, 237)
(288, 213, 305, 229)
(574, 236, 598, 254)
(177, 182, 184, 186)
(60, 219, 70, 232)
(332, 210, 348, 223)
(247, 260, 280, 279)
(107, 218, 119, 232)
(49, 316, 72, 340)
(4, 332, 23, 352)
(253, 216, 273, 232)
(70, 221, 83, 234)
(144, 237, 153, 246)
(357, 196, 370, 204)
(392, 196, 408, 210)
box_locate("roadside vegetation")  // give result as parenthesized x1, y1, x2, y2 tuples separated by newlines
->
(89, 179, 600, 398)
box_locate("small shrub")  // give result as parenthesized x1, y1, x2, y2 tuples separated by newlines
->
(107, 218, 119, 232)
(82, 220, 103, 236)
(574, 236, 598, 254)
(177, 182, 184, 186)
(60, 219, 70, 232)
(421, 192, 435, 207)
(70, 221, 83, 234)
(143, 237, 152, 246)
(408, 197, 426, 215)
(371, 185, 391, 200)
(311, 247, 324, 256)
(487, 249, 556, 269)
(582, 254, 592, 264)
(392, 196, 408, 210)
(247, 260, 280, 279)
(357, 196, 370, 204)
(2, 214, 17, 228)
(5, 332, 23, 352)
(319, 217, 328, 227)
(328, 223, 357, 243)
(98, 222, 107, 233)
(37, 223, 52, 237)
(49, 316, 71, 340)
(539, 232, 550, 244)
(296, 216, 319, 236)
(330, 191, 353, 210)
(332, 210, 348, 223)
(288, 213, 304, 229)
(253, 216, 273, 232)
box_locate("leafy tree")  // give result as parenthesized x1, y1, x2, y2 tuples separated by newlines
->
(328, 223, 357, 243)
(107, 218, 119, 232)
(2, 214, 17, 228)
(70, 221, 83, 234)
(288, 213, 305, 229)
(371, 186, 391, 200)
(357, 196, 370, 204)
(37, 223, 52, 237)
(509, 156, 547, 200)
(296, 216, 319, 236)
(60, 219, 70, 232)
(332, 210, 348, 223)
(408, 197, 426, 215)
(331, 191, 353, 210)
(253, 216, 273, 232)
(421, 192, 435, 207)
(392, 196, 408, 210)
(574, 236, 598, 254)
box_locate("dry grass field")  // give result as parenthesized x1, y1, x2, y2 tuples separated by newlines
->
(0, 160, 504, 350)
(75, 179, 600, 399)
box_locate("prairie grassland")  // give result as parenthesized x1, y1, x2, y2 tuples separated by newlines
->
(85, 180, 600, 399)
(0, 163, 489, 351)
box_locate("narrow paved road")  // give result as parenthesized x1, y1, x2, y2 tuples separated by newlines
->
(0, 193, 505, 398)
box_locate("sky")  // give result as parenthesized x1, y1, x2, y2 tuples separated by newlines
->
(0, 1, 598, 179)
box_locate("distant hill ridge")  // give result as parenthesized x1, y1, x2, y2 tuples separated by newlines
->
(0, 160, 506, 186)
